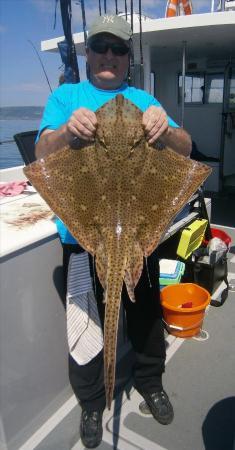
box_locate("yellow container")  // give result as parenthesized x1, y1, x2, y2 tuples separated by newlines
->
(177, 219, 208, 260)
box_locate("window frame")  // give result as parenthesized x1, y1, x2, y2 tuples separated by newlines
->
(178, 72, 205, 105)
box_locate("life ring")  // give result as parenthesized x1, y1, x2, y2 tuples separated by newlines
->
(165, 0, 192, 17)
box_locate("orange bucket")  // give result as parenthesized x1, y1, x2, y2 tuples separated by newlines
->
(161, 283, 210, 338)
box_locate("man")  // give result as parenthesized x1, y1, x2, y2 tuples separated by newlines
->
(36, 14, 191, 449)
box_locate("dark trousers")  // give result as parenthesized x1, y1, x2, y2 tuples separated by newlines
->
(63, 244, 166, 412)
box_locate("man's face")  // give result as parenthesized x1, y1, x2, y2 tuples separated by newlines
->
(86, 33, 130, 90)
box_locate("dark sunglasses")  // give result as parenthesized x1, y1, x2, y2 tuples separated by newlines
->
(89, 40, 129, 56)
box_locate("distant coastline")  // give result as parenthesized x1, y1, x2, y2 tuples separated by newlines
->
(0, 106, 44, 120)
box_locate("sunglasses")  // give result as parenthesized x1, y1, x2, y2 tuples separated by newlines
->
(89, 40, 130, 56)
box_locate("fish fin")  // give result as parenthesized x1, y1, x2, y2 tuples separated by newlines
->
(124, 242, 143, 302)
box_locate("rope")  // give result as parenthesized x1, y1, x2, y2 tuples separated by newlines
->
(145, 257, 152, 288)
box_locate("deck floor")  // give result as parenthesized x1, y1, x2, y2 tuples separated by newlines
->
(19, 225, 235, 450)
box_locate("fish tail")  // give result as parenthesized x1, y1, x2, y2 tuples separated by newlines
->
(103, 241, 127, 410)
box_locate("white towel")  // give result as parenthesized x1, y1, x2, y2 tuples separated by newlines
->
(66, 252, 103, 365)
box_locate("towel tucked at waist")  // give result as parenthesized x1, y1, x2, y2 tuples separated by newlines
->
(66, 251, 103, 365)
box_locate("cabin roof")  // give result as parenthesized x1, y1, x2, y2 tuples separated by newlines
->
(41, 11, 235, 61)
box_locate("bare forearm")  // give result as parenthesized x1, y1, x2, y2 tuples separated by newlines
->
(35, 125, 74, 159)
(35, 107, 98, 160)
(160, 126, 192, 157)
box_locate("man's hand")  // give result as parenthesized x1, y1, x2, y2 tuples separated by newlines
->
(35, 108, 98, 159)
(142, 106, 168, 144)
(66, 107, 98, 142)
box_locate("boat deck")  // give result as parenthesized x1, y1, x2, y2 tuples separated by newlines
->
(19, 225, 235, 450)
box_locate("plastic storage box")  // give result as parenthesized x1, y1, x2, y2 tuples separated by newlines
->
(159, 259, 185, 286)
(177, 219, 208, 260)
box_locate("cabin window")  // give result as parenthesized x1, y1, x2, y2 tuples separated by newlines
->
(205, 73, 224, 104)
(178, 73, 205, 103)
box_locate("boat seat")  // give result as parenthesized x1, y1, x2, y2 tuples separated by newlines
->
(14, 130, 38, 165)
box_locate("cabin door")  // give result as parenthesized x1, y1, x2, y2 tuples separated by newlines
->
(220, 65, 235, 191)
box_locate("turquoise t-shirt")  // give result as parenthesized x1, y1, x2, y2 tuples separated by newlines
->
(38, 80, 179, 244)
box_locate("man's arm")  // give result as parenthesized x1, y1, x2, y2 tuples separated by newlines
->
(142, 105, 192, 157)
(35, 126, 73, 159)
(160, 126, 192, 157)
(35, 107, 98, 159)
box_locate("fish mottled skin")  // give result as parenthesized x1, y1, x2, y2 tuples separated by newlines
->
(24, 95, 211, 409)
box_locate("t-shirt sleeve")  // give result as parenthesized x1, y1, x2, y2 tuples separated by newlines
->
(147, 95, 179, 128)
(36, 86, 70, 142)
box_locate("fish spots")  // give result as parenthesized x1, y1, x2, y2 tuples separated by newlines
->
(81, 166, 88, 173)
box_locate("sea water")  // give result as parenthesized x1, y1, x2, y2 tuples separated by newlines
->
(0, 118, 41, 169)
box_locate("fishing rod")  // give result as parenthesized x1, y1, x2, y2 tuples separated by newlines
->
(28, 40, 52, 93)
(139, 0, 144, 88)
(130, 0, 133, 32)
(115, 0, 118, 14)
(0, 139, 15, 145)
(80, 0, 87, 46)
(124, 0, 127, 19)
(128, 0, 135, 86)
(98, 0, 102, 15)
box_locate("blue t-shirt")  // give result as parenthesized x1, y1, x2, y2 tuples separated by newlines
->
(38, 80, 179, 244)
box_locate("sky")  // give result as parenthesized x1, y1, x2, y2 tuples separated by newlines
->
(0, 0, 215, 107)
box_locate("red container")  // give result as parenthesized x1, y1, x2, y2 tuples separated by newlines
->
(204, 228, 232, 248)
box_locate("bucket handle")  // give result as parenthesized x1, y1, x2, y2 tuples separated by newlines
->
(162, 318, 204, 332)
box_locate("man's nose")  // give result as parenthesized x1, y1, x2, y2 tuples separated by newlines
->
(105, 48, 115, 59)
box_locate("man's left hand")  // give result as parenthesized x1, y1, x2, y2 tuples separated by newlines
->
(142, 106, 169, 144)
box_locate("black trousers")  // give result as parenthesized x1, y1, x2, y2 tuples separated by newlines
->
(63, 244, 166, 412)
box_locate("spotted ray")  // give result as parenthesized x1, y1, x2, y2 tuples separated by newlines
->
(24, 95, 211, 409)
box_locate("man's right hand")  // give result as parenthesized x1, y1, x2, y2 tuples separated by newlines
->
(66, 107, 98, 142)
(35, 108, 98, 159)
